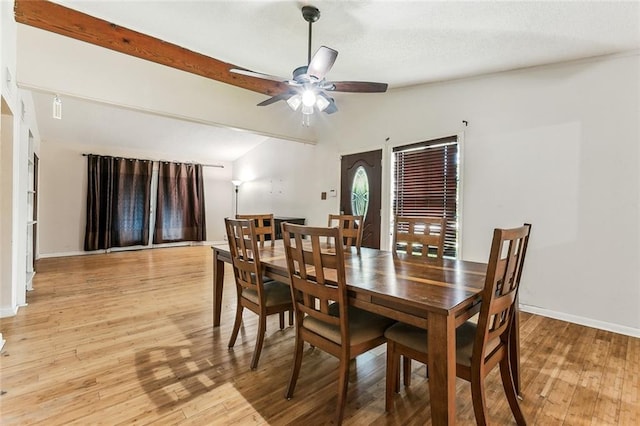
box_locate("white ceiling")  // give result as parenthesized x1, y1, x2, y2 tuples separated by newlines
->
(24, 0, 640, 160)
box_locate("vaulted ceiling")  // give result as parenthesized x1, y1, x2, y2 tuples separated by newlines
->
(16, 0, 640, 160)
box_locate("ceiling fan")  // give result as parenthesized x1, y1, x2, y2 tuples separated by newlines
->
(230, 6, 388, 126)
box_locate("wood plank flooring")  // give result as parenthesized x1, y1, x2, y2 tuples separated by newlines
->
(0, 246, 638, 425)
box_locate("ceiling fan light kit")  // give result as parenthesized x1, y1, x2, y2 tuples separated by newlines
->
(231, 5, 387, 126)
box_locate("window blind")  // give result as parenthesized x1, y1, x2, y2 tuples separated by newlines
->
(393, 136, 459, 257)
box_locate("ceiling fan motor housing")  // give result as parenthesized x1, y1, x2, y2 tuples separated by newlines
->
(292, 66, 309, 81)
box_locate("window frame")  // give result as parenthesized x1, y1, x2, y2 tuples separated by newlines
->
(389, 134, 462, 258)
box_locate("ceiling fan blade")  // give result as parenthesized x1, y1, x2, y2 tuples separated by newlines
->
(231, 68, 287, 83)
(307, 46, 338, 80)
(326, 81, 388, 93)
(257, 92, 293, 107)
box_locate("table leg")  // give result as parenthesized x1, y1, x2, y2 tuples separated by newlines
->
(427, 313, 457, 426)
(212, 248, 225, 327)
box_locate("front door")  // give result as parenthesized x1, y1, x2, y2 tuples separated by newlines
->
(340, 149, 382, 249)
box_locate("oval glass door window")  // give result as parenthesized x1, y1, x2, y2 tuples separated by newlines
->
(351, 166, 369, 219)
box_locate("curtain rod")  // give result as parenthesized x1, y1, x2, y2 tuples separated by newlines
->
(81, 153, 224, 168)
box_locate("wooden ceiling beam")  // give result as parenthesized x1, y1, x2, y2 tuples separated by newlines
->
(14, 0, 287, 96)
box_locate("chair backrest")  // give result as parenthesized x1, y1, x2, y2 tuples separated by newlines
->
(282, 223, 350, 343)
(474, 223, 531, 365)
(327, 214, 364, 254)
(392, 216, 446, 259)
(225, 218, 265, 301)
(236, 214, 275, 247)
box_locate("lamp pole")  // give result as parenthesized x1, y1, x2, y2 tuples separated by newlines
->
(231, 180, 242, 217)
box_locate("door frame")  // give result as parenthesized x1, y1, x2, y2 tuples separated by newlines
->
(336, 145, 390, 251)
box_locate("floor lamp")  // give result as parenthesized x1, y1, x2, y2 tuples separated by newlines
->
(232, 180, 243, 217)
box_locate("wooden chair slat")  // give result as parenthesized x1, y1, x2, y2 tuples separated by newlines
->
(236, 214, 276, 248)
(392, 216, 446, 259)
(328, 214, 364, 254)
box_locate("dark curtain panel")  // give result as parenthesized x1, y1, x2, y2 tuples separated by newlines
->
(84, 155, 153, 251)
(154, 162, 206, 243)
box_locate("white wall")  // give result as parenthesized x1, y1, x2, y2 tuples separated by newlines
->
(39, 140, 233, 256)
(232, 137, 340, 227)
(1, 1, 44, 318)
(1, 0, 17, 319)
(1, 110, 14, 313)
(237, 53, 640, 335)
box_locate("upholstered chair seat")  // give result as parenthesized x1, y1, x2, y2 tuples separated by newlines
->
(305, 303, 395, 346)
(242, 281, 292, 307)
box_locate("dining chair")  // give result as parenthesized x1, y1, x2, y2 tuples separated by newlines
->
(327, 214, 364, 254)
(282, 223, 394, 425)
(392, 216, 446, 259)
(236, 213, 276, 247)
(224, 218, 294, 370)
(384, 223, 531, 426)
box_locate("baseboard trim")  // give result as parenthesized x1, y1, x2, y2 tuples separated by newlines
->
(520, 303, 640, 338)
(39, 250, 98, 259)
(0, 305, 19, 318)
(39, 241, 219, 259)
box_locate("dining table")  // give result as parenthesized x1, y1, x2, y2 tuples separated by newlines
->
(211, 241, 520, 425)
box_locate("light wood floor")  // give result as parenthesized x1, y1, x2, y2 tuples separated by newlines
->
(0, 246, 638, 425)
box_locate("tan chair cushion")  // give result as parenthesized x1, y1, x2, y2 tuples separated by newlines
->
(384, 321, 492, 367)
(242, 280, 292, 307)
(304, 303, 395, 347)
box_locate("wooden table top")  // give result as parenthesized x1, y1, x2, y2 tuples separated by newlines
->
(213, 241, 487, 317)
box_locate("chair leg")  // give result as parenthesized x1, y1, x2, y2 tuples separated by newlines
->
(279, 312, 285, 330)
(289, 309, 294, 326)
(335, 355, 350, 425)
(228, 304, 243, 348)
(499, 357, 527, 425)
(385, 341, 399, 412)
(285, 331, 304, 399)
(250, 315, 267, 370)
(470, 368, 489, 426)
(402, 356, 412, 387)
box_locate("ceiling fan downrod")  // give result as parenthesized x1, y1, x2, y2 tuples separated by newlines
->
(302, 6, 320, 66)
